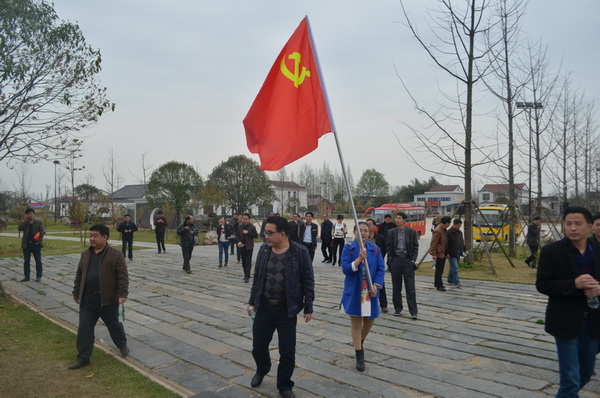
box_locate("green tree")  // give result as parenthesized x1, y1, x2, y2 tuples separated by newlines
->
(208, 155, 274, 214)
(68, 199, 90, 245)
(146, 161, 203, 225)
(74, 183, 103, 205)
(356, 168, 389, 198)
(0, 0, 114, 164)
(390, 177, 440, 203)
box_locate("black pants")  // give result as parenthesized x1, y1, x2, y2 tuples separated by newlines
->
(181, 245, 194, 271)
(252, 300, 297, 392)
(156, 231, 166, 252)
(434, 257, 446, 288)
(526, 244, 538, 265)
(76, 294, 127, 362)
(321, 239, 332, 261)
(302, 242, 315, 262)
(122, 235, 133, 259)
(378, 284, 388, 309)
(23, 242, 42, 280)
(390, 257, 417, 316)
(241, 248, 254, 279)
(331, 238, 345, 264)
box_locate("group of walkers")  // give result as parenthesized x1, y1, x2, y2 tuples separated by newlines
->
(15, 204, 600, 397)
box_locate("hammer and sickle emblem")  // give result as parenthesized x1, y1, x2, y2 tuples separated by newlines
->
(280, 52, 311, 88)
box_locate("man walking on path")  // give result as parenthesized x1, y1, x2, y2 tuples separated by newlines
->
(429, 216, 451, 292)
(117, 214, 138, 260)
(536, 207, 600, 397)
(69, 224, 129, 370)
(177, 215, 199, 274)
(320, 214, 333, 263)
(525, 216, 542, 268)
(387, 212, 419, 319)
(18, 208, 45, 282)
(302, 212, 318, 262)
(237, 213, 258, 283)
(154, 210, 168, 254)
(247, 216, 314, 398)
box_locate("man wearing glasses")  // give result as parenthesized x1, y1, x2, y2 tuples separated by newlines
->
(246, 216, 314, 398)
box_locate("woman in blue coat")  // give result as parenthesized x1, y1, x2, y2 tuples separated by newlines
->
(340, 221, 385, 372)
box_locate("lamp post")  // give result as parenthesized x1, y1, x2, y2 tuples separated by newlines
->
(516, 101, 543, 219)
(53, 160, 60, 222)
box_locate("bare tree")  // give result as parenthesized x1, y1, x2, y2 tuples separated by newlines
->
(398, 0, 497, 254)
(483, 0, 528, 256)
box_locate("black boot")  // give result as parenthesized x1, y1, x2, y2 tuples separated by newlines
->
(355, 349, 365, 372)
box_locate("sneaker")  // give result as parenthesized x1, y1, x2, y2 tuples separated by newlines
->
(393, 310, 402, 316)
(411, 314, 418, 320)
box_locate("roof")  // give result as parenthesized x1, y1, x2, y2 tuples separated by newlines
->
(270, 180, 305, 190)
(110, 184, 148, 200)
(427, 185, 462, 192)
(480, 183, 527, 193)
(307, 194, 332, 206)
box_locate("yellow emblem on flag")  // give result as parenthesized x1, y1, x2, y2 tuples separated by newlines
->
(280, 52, 311, 88)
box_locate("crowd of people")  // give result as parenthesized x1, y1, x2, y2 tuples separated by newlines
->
(14, 206, 600, 397)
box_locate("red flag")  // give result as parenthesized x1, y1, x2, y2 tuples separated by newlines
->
(243, 17, 333, 171)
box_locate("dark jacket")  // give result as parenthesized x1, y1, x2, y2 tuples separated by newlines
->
(18, 219, 45, 249)
(237, 223, 258, 250)
(304, 223, 318, 249)
(154, 215, 168, 233)
(377, 221, 395, 243)
(387, 227, 419, 263)
(288, 221, 306, 243)
(536, 238, 600, 340)
(320, 220, 333, 242)
(369, 233, 387, 259)
(526, 223, 540, 246)
(248, 241, 315, 317)
(177, 221, 198, 247)
(216, 223, 233, 241)
(117, 220, 138, 237)
(72, 245, 129, 307)
(446, 227, 466, 258)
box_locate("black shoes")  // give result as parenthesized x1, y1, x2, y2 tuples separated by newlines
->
(393, 310, 402, 316)
(35, 277, 41, 282)
(68, 360, 90, 370)
(19, 278, 30, 282)
(411, 314, 418, 320)
(280, 390, 295, 398)
(251, 373, 265, 388)
(244, 278, 249, 283)
(321, 259, 328, 263)
(436, 286, 447, 292)
(218, 263, 223, 268)
(120, 345, 130, 357)
(355, 349, 365, 372)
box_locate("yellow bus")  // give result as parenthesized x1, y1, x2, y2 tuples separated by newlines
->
(472, 204, 522, 242)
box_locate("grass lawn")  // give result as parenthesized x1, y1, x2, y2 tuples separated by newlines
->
(0, 293, 180, 398)
(416, 245, 537, 285)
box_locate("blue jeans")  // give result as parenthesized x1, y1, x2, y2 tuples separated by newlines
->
(447, 256, 461, 286)
(218, 241, 230, 264)
(554, 320, 599, 397)
(23, 243, 42, 280)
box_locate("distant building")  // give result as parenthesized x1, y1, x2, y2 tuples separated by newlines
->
(414, 185, 464, 216)
(109, 184, 152, 227)
(268, 180, 308, 216)
(307, 194, 335, 216)
(478, 183, 529, 206)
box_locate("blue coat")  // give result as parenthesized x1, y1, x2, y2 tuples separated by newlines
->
(340, 240, 385, 319)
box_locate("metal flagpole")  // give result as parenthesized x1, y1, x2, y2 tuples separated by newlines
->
(305, 16, 373, 292)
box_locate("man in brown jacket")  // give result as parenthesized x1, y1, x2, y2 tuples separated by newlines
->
(429, 216, 451, 291)
(69, 224, 129, 369)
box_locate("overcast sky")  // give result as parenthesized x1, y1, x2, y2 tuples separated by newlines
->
(3, 0, 599, 199)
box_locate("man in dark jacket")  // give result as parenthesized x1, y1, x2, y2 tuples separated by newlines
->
(288, 213, 306, 244)
(177, 215, 199, 274)
(18, 208, 45, 282)
(320, 214, 333, 263)
(387, 212, 419, 319)
(69, 224, 129, 369)
(247, 216, 314, 398)
(525, 216, 542, 268)
(237, 213, 258, 283)
(536, 207, 600, 397)
(446, 219, 467, 288)
(154, 210, 168, 254)
(301, 212, 318, 262)
(117, 214, 138, 260)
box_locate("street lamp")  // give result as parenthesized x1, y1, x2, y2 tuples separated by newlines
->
(53, 160, 60, 221)
(516, 101, 543, 219)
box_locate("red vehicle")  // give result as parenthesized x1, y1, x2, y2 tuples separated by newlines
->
(364, 203, 427, 237)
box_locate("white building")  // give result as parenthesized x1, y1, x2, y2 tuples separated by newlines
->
(478, 183, 529, 206)
(414, 185, 464, 216)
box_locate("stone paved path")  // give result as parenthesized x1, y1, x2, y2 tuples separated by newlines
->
(1, 235, 599, 397)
